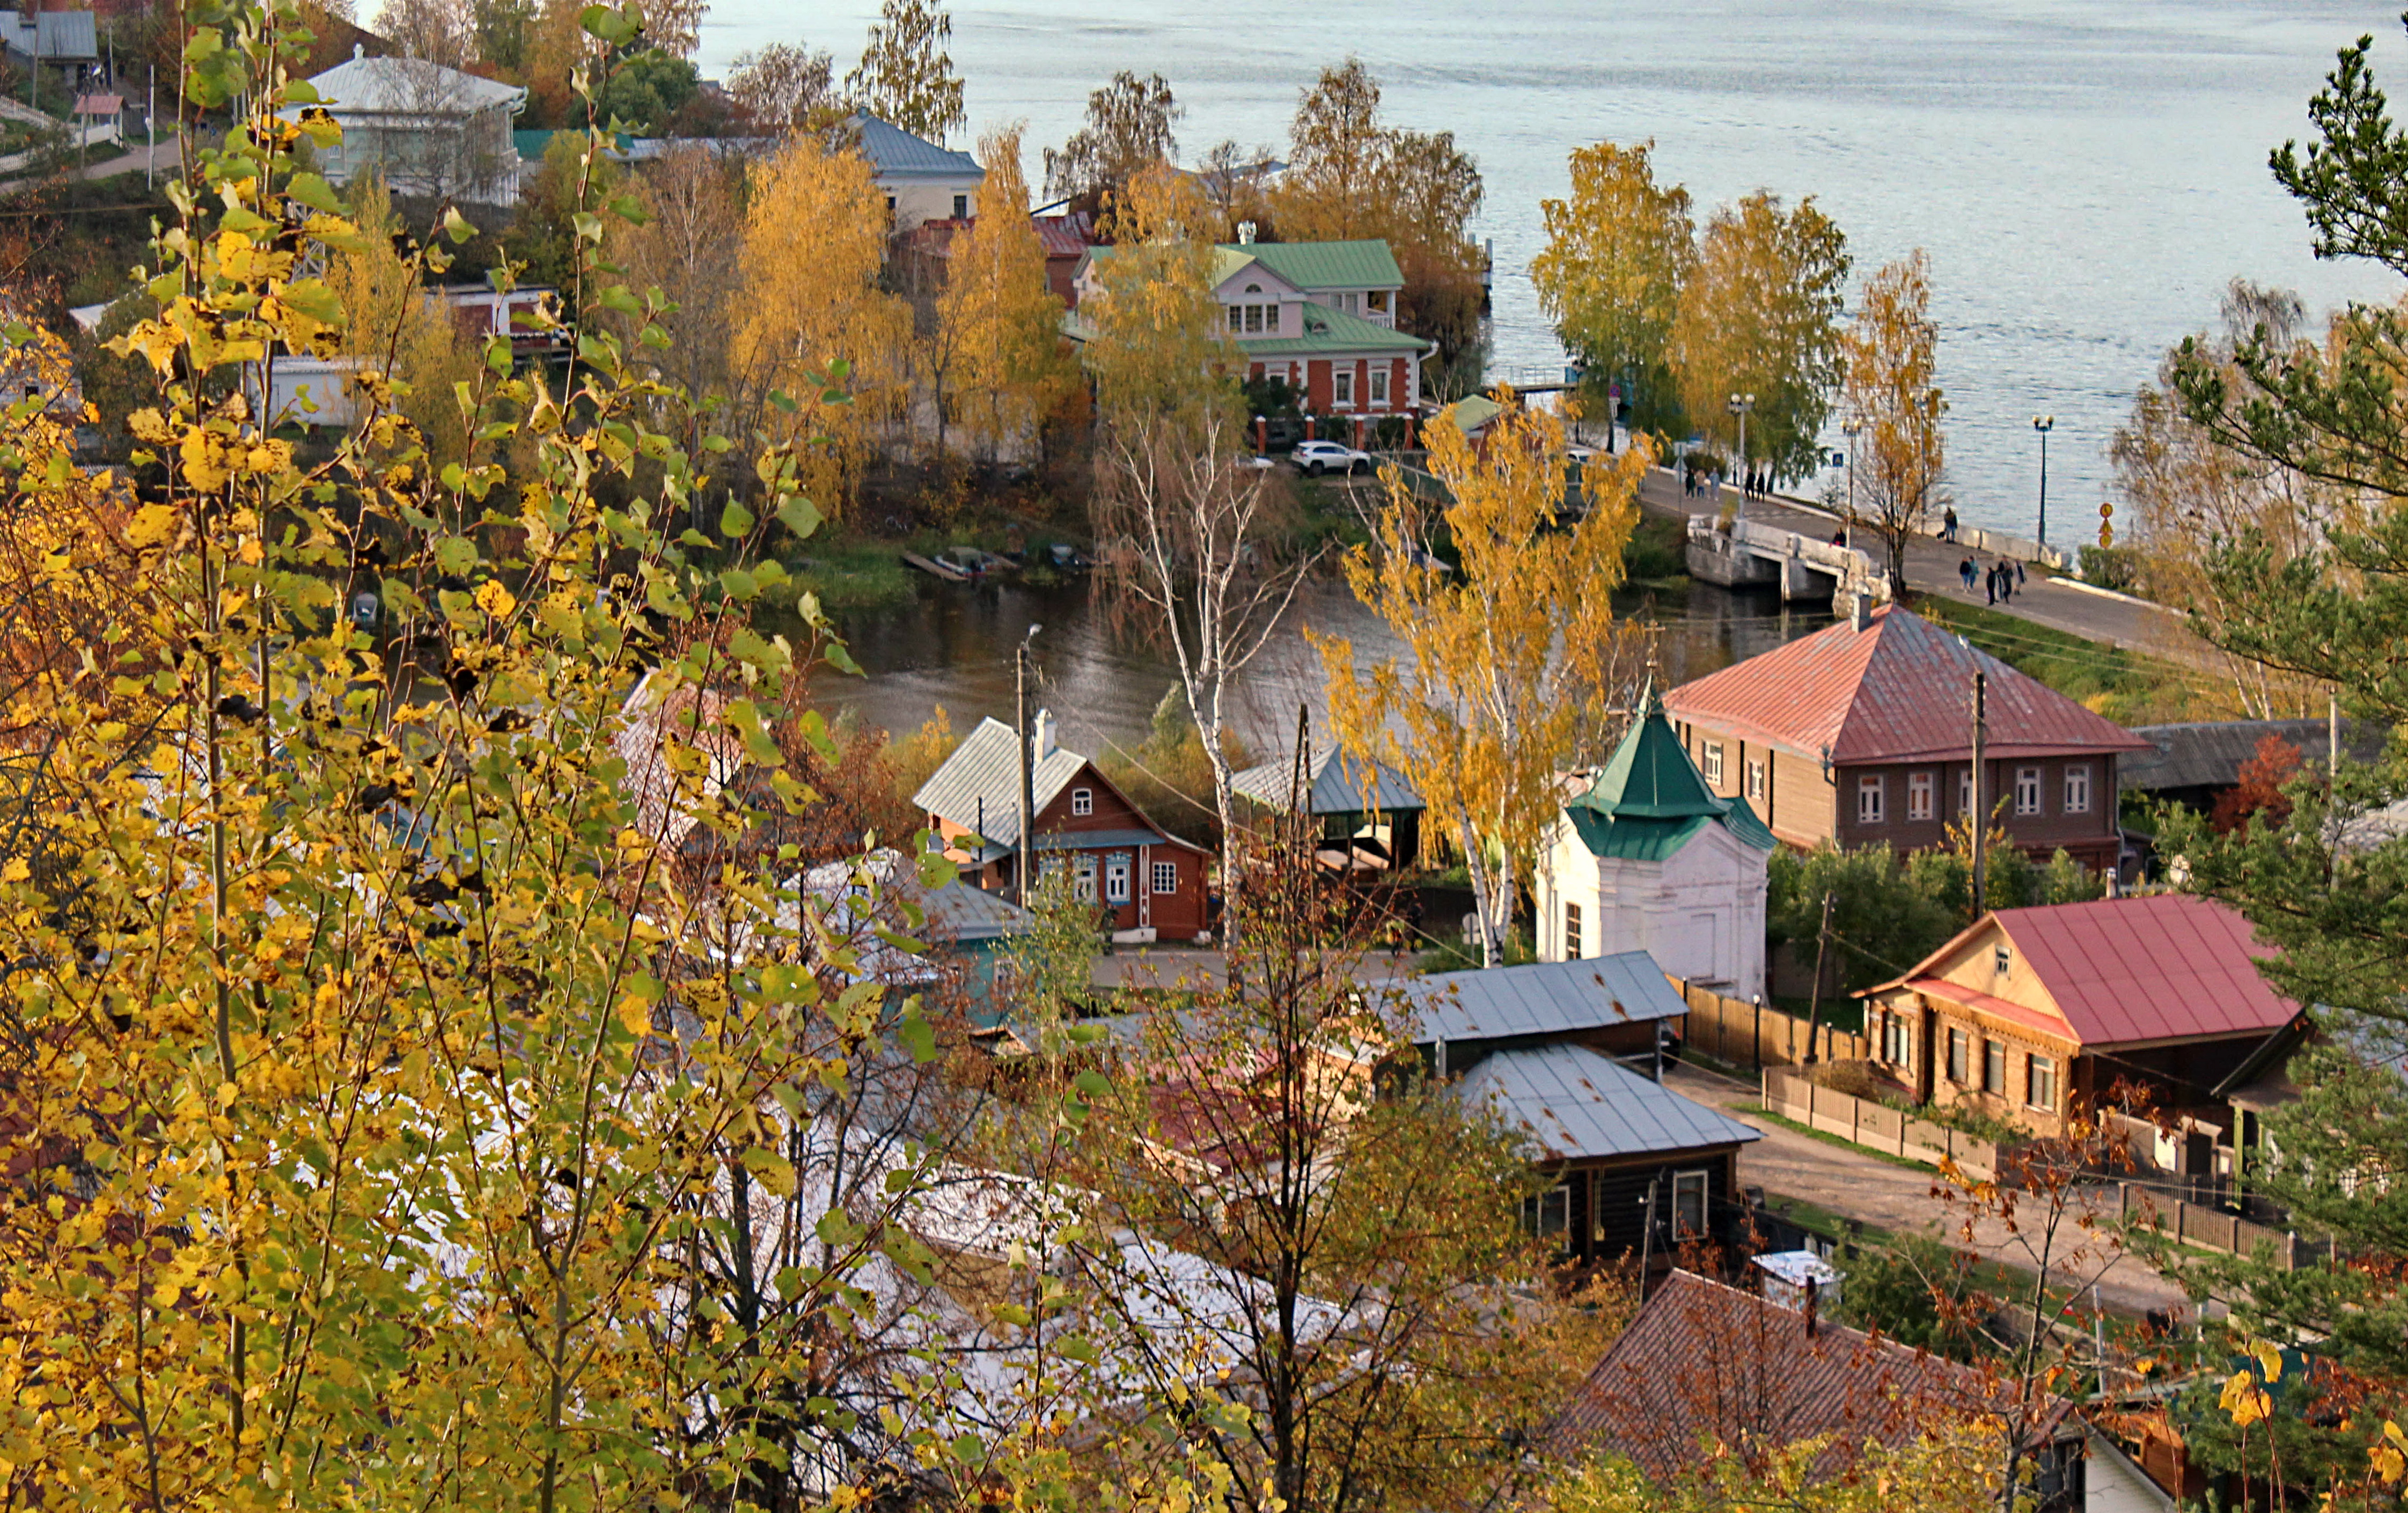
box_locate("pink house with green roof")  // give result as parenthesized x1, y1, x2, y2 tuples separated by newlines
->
(1071, 236, 1434, 416)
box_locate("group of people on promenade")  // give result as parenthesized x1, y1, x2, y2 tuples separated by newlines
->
(1959, 554, 2026, 604)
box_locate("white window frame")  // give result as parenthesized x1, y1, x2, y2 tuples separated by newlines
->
(1151, 860, 1177, 895)
(1745, 759, 1766, 802)
(1947, 1026, 1969, 1084)
(2015, 765, 2043, 816)
(1525, 1179, 1572, 1239)
(1882, 1013, 1912, 1067)
(1702, 742, 1724, 786)
(1857, 774, 1885, 825)
(2027, 1053, 2058, 1112)
(1070, 788, 1093, 817)
(2064, 763, 2091, 814)
(1671, 1169, 1708, 1238)
(1227, 305, 1244, 333)
(1994, 944, 2012, 975)
(1984, 1038, 2007, 1095)
(1244, 304, 1264, 334)
(1908, 770, 1934, 821)
(1333, 369, 1355, 407)
(1104, 856, 1132, 905)
(1261, 303, 1279, 335)
(1564, 900, 1582, 960)
(1073, 855, 1098, 902)
(1369, 366, 1389, 405)
(1959, 767, 1974, 816)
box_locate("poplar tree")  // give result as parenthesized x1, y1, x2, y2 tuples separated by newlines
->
(938, 124, 1076, 462)
(1531, 139, 1696, 439)
(845, 0, 966, 144)
(1669, 190, 1849, 484)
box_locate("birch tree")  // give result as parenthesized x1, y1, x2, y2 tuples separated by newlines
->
(1838, 249, 1948, 591)
(1670, 190, 1849, 484)
(1313, 400, 1653, 966)
(1043, 70, 1181, 214)
(845, 0, 965, 143)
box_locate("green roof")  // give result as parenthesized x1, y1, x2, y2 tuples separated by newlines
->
(1441, 395, 1506, 435)
(1564, 692, 1775, 861)
(1241, 301, 1429, 357)
(1238, 238, 1403, 291)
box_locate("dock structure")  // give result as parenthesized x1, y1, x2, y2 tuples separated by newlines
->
(1682, 515, 1889, 604)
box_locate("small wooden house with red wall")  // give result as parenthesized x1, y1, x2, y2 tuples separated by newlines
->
(914, 713, 1213, 942)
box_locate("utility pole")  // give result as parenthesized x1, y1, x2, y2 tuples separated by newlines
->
(2033, 415, 2055, 547)
(1016, 624, 1041, 905)
(145, 63, 153, 189)
(1970, 671, 1989, 917)
(1800, 891, 1836, 1067)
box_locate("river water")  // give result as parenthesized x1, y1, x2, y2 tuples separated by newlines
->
(707, 0, 2407, 533)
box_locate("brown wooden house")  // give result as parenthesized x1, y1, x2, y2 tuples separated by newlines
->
(1859, 893, 2301, 1139)
(1663, 604, 2151, 872)
(915, 712, 1212, 942)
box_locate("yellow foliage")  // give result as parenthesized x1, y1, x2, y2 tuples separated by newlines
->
(939, 124, 1077, 459)
(733, 134, 910, 515)
(1312, 398, 1650, 964)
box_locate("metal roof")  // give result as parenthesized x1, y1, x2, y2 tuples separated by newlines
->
(912, 717, 1088, 847)
(845, 109, 981, 179)
(4, 9, 95, 60)
(1407, 951, 1691, 1045)
(1564, 696, 1776, 861)
(1455, 1044, 1760, 1163)
(922, 877, 1031, 943)
(2121, 718, 2385, 792)
(1993, 893, 2297, 1048)
(1238, 239, 1404, 291)
(302, 54, 526, 115)
(1664, 604, 2152, 766)
(1230, 743, 1423, 816)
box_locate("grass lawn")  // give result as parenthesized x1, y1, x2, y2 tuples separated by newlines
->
(1915, 596, 2205, 724)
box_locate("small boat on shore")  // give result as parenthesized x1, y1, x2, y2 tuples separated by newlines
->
(901, 551, 969, 583)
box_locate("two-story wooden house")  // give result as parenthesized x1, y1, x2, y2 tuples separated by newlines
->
(914, 713, 1212, 942)
(1859, 893, 2300, 1138)
(1663, 604, 2151, 872)
(1071, 236, 1433, 419)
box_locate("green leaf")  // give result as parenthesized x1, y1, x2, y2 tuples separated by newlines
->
(898, 1005, 936, 1064)
(609, 194, 651, 226)
(719, 502, 754, 537)
(278, 278, 343, 326)
(775, 494, 822, 540)
(284, 172, 341, 214)
(718, 568, 757, 601)
(442, 206, 476, 245)
(579, 3, 637, 45)
(1073, 1069, 1112, 1101)
(434, 537, 478, 575)
(597, 283, 643, 317)
(571, 211, 604, 244)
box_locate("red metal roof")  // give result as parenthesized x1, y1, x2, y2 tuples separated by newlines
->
(1897, 978, 2081, 1045)
(1034, 212, 1093, 260)
(1663, 604, 2152, 765)
(1994, 893, 2296, 1049)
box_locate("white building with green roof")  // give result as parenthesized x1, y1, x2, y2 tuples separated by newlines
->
(1537, 690, 1774, 994)
(1071, 236, 1434, 418)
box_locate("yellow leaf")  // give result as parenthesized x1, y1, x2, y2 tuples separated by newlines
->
(124, 503, 179, 548)
(1, 857, 28, 884)
(2220, 1370, 2270, 1428)
(2374, 1441, 2406, 1485)
(616, 995, 652, 1038)
(2250, 1340, 2284, 1384)
(179, 429, 231, 491)
(474, 580, 516, 618)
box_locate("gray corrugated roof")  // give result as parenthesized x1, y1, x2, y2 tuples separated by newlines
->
(1457, 1043, 1760, 1163)
(1231, 744, 1423, 816)
(912, 717, 1088, 846)
(5, 10, 96, 60)
(2121, 718, 2386, 793)
(923, 878, 1031, 943)
(845, 109, 981, 179)
(1407, 951, 1690, 1046)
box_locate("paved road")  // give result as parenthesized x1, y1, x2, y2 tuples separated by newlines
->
(1665, 1061, 2195, 1316)
(1629, 463, 2196, 658)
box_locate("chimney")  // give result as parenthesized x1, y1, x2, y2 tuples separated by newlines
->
(2105, 869, 2121, 899)
(1237, 220, 1257, 245)
(1803, 1275, 1820, 1338)
(1033, 708, 1058, 762)
(1849, 592, 1872, 633)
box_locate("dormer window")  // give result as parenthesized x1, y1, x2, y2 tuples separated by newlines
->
(1071, 788, 1093, 817)
(1993, 944, 2011, 975)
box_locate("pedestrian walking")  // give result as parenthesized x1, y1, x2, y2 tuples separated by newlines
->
(1958, 556, 1976, 590)
(1984, 562, 1998, 605)
(2015, 559, 2027, 588)
(1999, 562, 2015, 604)
(1941, 505, 1958, 542)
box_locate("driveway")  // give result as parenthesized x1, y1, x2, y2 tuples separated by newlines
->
(1666, 1061, 2195, 1316)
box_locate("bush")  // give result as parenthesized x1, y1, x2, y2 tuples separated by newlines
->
(2079, 543, 2142, 593)
(1767, 844, 1957, 996)
(1621, 515, 1687, 582)
(1832, 1233, 1988, 1360)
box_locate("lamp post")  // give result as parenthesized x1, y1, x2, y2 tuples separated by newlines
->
(1840, 419, 1862, 552)
(1016, 623, 1043, 904)
(1726, 392, 1755, 524)
(2032, 414, 2054, 547)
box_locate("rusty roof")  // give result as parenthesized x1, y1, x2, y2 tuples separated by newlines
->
(1034, 213, 1093, 259)
(1550, 1269, 2009, 1483)
(1663, 604, 2152, 765)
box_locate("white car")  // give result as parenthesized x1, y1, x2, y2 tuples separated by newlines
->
(1290, 439, 1375, 476)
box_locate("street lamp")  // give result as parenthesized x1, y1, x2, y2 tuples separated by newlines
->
(1016, 623, 1044, 903)
(1727, 392, 1756, 524)
(2032, 414, 2054, 547)
(1839, 419, 1862, 552)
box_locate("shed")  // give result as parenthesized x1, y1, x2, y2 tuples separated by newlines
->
(1405, 950, 1691, 1070)
(2121, 718, 2385, 809)
(1230, 743, 1423, 870)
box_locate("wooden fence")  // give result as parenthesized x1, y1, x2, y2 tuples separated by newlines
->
(1760, 1068, 2018, 1183)
(2118, 1183, 2329, 1272)
(1670, 979, 1869, 1069)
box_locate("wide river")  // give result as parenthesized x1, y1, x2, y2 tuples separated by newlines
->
(709, 0, 2406, 533)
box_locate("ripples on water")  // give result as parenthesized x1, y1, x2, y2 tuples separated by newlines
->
(706, 0, 2406, 531)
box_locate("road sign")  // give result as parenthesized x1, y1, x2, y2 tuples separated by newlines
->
(2098, 522, 2114, 547)
(2099, 500, 2113, 519)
